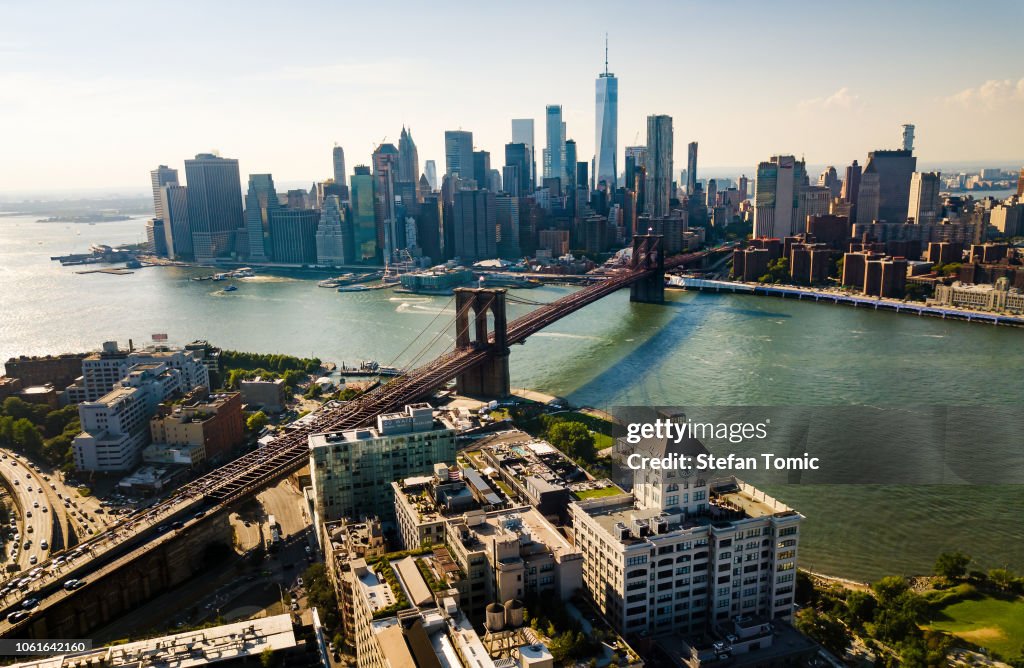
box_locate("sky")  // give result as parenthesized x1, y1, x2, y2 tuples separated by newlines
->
(1, 0, 1023, 195)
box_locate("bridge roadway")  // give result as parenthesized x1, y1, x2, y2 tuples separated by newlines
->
(0, 248, 710, 635)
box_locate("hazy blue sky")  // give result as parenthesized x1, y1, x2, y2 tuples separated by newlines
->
(2, 0, 1022, 193)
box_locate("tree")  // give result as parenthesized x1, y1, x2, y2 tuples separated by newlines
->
(247, 411, 269, 432)
(872, 576, 910, 605)
(12, 418, 43, 452)
(260, 648, 279, 667)
(794, 608, 849, 656)
(988, 567, 1015, 592)
(546, 421, 596, 462)
(934, 551, 970, 580)
(758, 257, 790, 284)
(844, 590, 877, 631)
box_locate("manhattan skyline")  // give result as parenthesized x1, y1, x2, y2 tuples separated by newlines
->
(1, 0, 1023, 193)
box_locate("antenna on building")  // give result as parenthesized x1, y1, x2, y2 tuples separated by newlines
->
(604, 33, 609, 75)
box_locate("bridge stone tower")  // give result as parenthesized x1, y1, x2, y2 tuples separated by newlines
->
(629, 232, 665, 303)
(454, 287, 511, 398)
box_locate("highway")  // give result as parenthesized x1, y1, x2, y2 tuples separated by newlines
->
(0, 452, 54, 573)
(0, 245, 721, 634)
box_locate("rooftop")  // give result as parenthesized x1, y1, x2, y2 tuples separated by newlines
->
(6, 614, 296, 667)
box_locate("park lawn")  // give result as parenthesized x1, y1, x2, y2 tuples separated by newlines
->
(575, 485, 624, 500)
(926, 595, 1024, 658)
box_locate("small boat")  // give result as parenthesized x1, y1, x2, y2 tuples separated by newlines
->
(337, 285, 370, 292)
(223, 285, 238, 292)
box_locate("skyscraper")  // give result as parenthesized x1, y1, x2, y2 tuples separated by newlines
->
(901, 124, 915, 152)
(452, 190, 497, 262)
(545, 105, 563, 183)
(495, 193, 521, 259)
(504, 142, 531, 196)
(908, 171, 942, 224)
(752, 155, 808, 238)
(350, 165, 376, 261)
(158, 184, 190, 260)
(269, 208, 319, 265)
(818, 166, 842, 199)
(595, 38, 617, 189)
(473, 150, 491, 189)
(150, 165, 178, 222)
(868, 149, 917, 223)
(564, 139, 577, 192)
(855, 158, 880, 224)
(372, 143, 400, 261)
(686, 142, 698, 197)
(332, 145, 347, 194)
(841, 160, 862, 204)
(315, 195, 354, 265)
(184, 153, 244, 261)
(444, 131, 474, 181)
(244, 174, 280, 262)
(511, 119, 535, 187)
(644, 115, 673, 217)
(397, 127, 419, 184)
(624, 146, 647, 190)
(424, 161, 438, 191)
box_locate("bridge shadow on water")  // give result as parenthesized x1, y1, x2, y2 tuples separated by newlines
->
(563, 292, 714, 406)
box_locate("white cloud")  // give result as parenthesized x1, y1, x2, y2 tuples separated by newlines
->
(797, 87, 862, 112)
(946, 77, 1024, 109)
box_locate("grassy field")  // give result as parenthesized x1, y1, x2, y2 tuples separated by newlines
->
(926, 595, 1024, 658)
(575, 485, 623, 500)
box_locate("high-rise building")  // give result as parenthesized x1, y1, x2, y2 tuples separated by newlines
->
(350, 165, 376, 261)
(818, 166, 842, 199)
(397, 127, 419, 184)
(595, 39, 617, 189)
(269, 208, 319, 265)
(158, 184, 190, 260)
(146, 219, 168, 257)
(150, 165, 178, 222)
(753, 155, 808, 238)
(316, 195, 354, 266)
(495, 193, 521, 259)
(545, 105, 564, 182)
(424, 160, 438, 191)
(444, 130, 474, 180)
(243, 174, 279, 262)
(473, 150, 491, 189)
(686, 141, 698, 196)
(868, 149, 917, 223)
(644, 115, 674, 217)
(184, 153, 244, 261)
(901, 124, 915, 152)
(452, 189, 497, 262)
(705, 179, 717, 208)
(738, 175, 749, 199)
(332, 145, 347, 195)
(841, 160, 862, 204)
(372, 143, 400, 261)
(624, 146, 647, 190)
(564, 139, 577, 191)
(855, 158, 881, 224)
(504, 142, 531, 196)
(908, 171, 942, 224)
(415, 195, 444, 262)
(64, 340, 210, 405)
(511, 118, 536, 187)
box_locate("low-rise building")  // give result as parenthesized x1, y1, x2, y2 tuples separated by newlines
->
(321, 518, 388, 643)
(147, 388, 244, 464)
(65, 341, 209, 404)
(932, 278, 1024, 314)
(393, 463, 492, 550)
(239, 376, 287, 414)
(309, 403, 457, 523)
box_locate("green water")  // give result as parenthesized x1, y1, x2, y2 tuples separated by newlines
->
(1, 216, 1021, 581)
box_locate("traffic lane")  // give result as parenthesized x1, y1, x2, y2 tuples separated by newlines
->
(0, 455, 52, 572)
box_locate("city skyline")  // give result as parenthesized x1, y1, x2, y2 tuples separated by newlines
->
(1, 0, 1023, 194)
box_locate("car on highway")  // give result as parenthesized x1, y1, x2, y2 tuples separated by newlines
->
(63, 579, 83, 591)
(13, 479, 18, 486)
(32, 501, 38, 508)
(171, 521, 184, 530)
(26, 526, 32, 533)
(23, 541, 30, 550)
(29, 555, 37, 565)
(40, 540, 48, 550)
(21, 598, 39, 609)
(41, 507, 47, 513)
(6, 610, 28, 623)
(25, 511, 31, 518)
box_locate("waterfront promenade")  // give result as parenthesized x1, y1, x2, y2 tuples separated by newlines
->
(669, 276, 1024, 327)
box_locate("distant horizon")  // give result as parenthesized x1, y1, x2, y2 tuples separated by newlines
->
(1, 158, 1020, 202)
(2, 0, 1023, 191)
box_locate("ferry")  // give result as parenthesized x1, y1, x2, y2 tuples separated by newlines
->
(337, 284, 371, 292)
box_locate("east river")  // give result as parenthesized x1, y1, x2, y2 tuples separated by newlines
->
(1, 215, 1021, 581)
